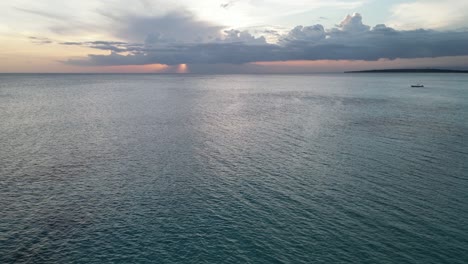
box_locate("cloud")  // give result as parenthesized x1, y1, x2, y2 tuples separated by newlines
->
(262, 29, 281, 36)
(15, 7, 67, 20)
(336, 13, 370, 33)
(388, 0, 468, 30)
(59, 12, 468, 67)
(65, 43, 283, 66)
(220, 0, 240, 9)
(282, 24, 326, 43)
(28, 36, 53, 44)
(223, 29, 267, 44)
(13, 5, 104, 36)
(103, 10, 224, 43)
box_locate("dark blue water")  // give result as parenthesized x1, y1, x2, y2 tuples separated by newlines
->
(1, 74, 467, 263)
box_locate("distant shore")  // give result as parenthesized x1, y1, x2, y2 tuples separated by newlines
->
(345, 69, 468, 73)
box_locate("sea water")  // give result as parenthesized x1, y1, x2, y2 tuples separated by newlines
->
(1, 74, 467, 263)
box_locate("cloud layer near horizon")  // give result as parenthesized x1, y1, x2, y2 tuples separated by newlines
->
(52, 12, 468, 66)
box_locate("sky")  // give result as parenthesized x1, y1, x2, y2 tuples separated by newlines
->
(1, 0, 468, 73)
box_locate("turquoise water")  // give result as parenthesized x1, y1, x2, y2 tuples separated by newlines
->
(1, 74, 467, 263)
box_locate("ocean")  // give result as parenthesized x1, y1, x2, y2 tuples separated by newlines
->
(1, 73, 467, 263)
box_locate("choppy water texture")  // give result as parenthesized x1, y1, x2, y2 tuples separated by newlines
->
(1, 74, 467, 263)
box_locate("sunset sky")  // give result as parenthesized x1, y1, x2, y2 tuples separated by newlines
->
(1, 0, 468, 73)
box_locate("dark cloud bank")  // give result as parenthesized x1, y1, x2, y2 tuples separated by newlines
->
(59, 12, 468, 66)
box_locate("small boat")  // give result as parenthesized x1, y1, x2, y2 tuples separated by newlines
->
(411, 84, 424, 87)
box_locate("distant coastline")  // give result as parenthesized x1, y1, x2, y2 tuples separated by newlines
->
(345, 69, 468, 73)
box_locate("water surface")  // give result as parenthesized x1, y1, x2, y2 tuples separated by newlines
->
(1, 74, 467, 263)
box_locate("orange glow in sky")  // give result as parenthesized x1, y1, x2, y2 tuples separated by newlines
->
(91, 64, 171, 73)
(176, 64, 189, 73)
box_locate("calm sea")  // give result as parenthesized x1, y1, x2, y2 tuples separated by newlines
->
(1, 74, 467, 263)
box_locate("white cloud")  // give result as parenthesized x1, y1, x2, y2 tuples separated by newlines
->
(337, 13, 370, 32)
(136, 0, 365, 30)
(223, 29, 267, 44)
(388, 0, 468, 30)
(282, 25, 326, 42)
